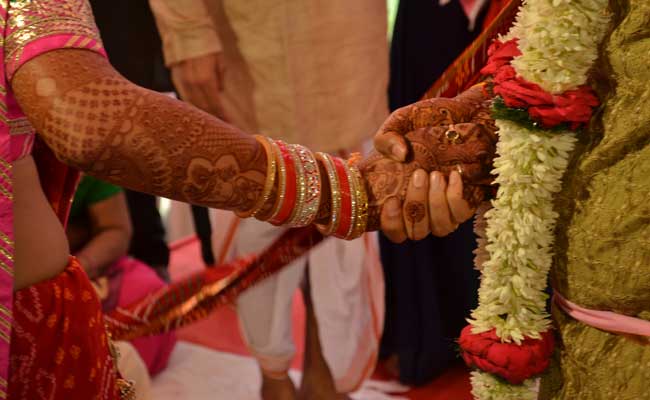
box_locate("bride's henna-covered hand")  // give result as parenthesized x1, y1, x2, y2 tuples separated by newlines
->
(369, 85, 497, 240)
(10, 48, 468, 241)
(12, 49, 493, 242)
(374, 85, 493, 162)
(360, 121, 498, 232)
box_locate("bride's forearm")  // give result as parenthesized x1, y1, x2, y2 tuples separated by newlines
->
(12, 49, 266, 212)
(10, 49, 398, 232)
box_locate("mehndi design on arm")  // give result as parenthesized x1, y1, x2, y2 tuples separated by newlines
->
(13, 49, 266, 213)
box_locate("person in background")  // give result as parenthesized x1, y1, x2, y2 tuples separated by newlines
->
(67, 175, 178, 396)
(379, 0, 491, 385)
(149, 1, 389, 399)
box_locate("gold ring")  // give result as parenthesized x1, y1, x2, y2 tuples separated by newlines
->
(445, 127, 461, 144)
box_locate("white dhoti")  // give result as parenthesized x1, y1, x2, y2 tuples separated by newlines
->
(222, 216, 384, 393)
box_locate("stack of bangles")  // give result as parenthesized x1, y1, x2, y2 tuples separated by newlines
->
(236, 135, 368, 240)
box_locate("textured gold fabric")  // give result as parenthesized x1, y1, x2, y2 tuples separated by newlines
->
(5, 0, 100, 67)
(540, 0, 650, 398)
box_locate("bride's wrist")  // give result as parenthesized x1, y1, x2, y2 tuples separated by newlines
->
(241, 137, 368, 239)
(248, 138, 324, 228)
(255, 156, 331, 224)
(312, 153, 367, 239)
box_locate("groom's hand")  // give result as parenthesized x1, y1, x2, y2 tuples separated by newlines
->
(374, 85, 491, 162)
(372, 85, 495, 240)
(378, 169, 472, 243)
(171, 52, 231, 121)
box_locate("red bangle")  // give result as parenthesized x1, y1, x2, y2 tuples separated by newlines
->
(332, 157, 353, 238)
(268, 141, 297, 225)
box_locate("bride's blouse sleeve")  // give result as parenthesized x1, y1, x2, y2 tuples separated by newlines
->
(5, 0, 107, 80)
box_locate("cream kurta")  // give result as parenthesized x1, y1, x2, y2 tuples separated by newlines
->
(149, 0, 389, 152)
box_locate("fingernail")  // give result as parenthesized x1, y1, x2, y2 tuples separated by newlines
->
(390, 143, 406, 160)
(450, 171, 459, 185)
(413, 170, 426, 188)
(430, 172, 441, 189)
(386, 197, 401, 217)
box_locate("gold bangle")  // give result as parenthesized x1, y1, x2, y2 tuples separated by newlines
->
(344, 162, 358, 239)
(263, 140, 288, 222)
(286, 144, 306, 226)
(314, 153, 341, 236)
(347, 163, 368, 240)
(237, 135, 277, 218)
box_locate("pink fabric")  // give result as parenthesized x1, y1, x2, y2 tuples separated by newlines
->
(5, 34, 106, 80)
(0, 1, 107, 393)
(0, 3, 107, 327)
(115, 257, 177, 376)
(554, 291, 650, 337)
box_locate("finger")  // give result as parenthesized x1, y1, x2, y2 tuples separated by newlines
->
(447, 171, 475, 224)
(373, 131, 409, 162)
(172, 71, 211, 112)
(213, 95, 231, 122)
(171, 73, 191, 103)
(373, 107, 412, 162)
(201, 75, 228, 120)
(403, 170, 430, 241)
(381, 197, 407, 243)
(215, 53, 226, 91)
(428, 172, 457, 237)
(188, 87, 213, 114)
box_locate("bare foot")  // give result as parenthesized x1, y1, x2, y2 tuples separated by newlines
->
(261, 374, 297, 400)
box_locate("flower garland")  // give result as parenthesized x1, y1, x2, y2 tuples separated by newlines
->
(457, 0, 611, 398)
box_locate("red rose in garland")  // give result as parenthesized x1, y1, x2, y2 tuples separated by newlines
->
(527, 86, 599, 129)
(482, 38, 600, 130)
(459, 324, 555, 384)
(480, 39, 521, 75)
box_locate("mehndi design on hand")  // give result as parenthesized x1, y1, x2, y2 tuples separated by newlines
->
(362, 85, 498, 231)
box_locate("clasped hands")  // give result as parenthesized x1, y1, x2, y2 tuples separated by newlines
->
(361, 86, 497, 243)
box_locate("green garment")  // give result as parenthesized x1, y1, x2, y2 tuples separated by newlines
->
(539, 0, 650, 398)
(69, 175, 122, 218)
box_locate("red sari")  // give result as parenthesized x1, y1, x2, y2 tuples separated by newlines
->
(10, 258, 131, 400)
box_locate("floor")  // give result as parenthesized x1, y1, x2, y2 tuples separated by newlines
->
(168, 237, 473, 400)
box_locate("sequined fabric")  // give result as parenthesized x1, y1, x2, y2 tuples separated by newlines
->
(5, 0, 103, 78)
(539, 0, 650, 398)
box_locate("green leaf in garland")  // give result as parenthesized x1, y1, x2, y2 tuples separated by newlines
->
(490, 97, 575, 134)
